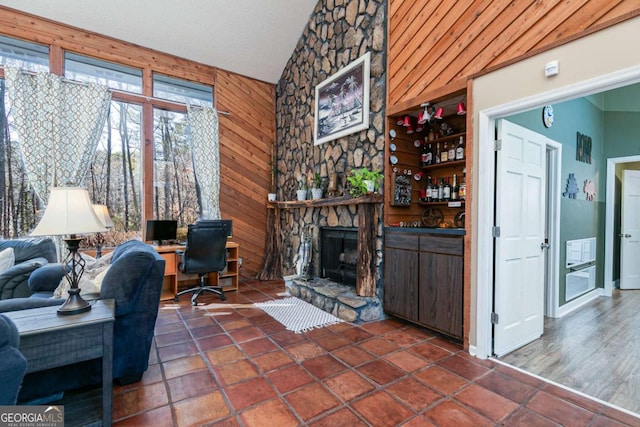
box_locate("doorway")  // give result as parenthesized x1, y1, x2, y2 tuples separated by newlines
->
(475, 65, 640, 360)
(605, 157, 640, 293)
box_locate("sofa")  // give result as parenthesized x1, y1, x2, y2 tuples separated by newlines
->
(0, 239, 165, 402)
(0, 237, 57, 299)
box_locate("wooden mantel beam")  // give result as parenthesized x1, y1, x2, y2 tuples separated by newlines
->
(268, 194, 382, 209)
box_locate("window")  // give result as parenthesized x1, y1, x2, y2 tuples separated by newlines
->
(153, 74, 213, 106)
(85, 101, 143, 240)
(0, 35, 48, 73)
(152, 108, 200, 229)
(0, 39, 213, 241)
(65, 52, 143, 94)
(0, 79, 40, 237)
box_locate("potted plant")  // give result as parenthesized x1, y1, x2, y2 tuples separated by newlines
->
(347, 168, 383, 198)
(296, 178, 308, 201)
(311, 172, 323, 199)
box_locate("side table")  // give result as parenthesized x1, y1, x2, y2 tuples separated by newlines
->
(5, 299, 115, 426)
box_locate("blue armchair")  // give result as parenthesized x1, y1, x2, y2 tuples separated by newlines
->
(0, 237, 57, 299)
(0, 314, 27, 405)
(0, 239, 165, 401)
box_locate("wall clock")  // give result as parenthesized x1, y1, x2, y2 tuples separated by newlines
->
(542, 104, 554, 128)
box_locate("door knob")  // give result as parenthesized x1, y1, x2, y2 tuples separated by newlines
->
(540, 242, 550, 250)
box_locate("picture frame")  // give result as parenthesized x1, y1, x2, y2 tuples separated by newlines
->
(314, 52, 370, 145)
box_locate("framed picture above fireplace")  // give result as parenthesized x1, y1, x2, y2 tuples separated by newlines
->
(314, 52, 370, 145)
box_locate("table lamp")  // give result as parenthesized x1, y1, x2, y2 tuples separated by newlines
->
(31, 187, 107, 315)
(92, 204, 114, 258)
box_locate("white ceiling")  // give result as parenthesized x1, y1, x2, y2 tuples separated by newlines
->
(0, 0, 318, 84)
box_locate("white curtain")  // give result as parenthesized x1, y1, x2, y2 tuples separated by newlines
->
(187, 105, 221, 219)
(5, 67, 111, 204)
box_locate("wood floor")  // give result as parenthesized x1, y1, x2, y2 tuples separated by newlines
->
(500, 289, 640, 415)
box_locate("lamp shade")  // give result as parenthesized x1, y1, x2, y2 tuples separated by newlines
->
(92, 204, 114, 228)
(31, 187, 107, 237)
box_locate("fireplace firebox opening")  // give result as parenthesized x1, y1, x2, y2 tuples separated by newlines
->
(320, 226, 358, 287)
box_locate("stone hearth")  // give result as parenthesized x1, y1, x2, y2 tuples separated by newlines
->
(284, 276, 384, 323)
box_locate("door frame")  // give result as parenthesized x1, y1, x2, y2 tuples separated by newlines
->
(605, 156, 640, 293)
(545, 141, 562, 318)
(475, 66, 640, 359)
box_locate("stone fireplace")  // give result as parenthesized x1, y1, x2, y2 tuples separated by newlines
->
(279, 197, 384, 323)
(270, 0, 386, 323)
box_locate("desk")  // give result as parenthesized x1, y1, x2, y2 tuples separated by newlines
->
(154, 242, 239, 300)
(5, 299, 115, 426)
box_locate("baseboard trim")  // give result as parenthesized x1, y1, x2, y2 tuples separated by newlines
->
(556, 288, 603, 318)
(468, 344, 479, 358)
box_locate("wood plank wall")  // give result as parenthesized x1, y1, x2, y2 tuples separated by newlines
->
(384, 0, 640, 228)
(0, 6, 275, 277)
(216, 70, 275, 276)
(387, 0, 640, 113)
(386, 0, 640, 349)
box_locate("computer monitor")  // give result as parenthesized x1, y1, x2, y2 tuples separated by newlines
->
(144, 220, 178, 245)
(195, 219, 233, 238)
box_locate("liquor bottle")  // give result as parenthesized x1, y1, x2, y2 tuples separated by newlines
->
(459, 168, 466, 200)
(420, 143, 430, 166)
(448, 142, 455, 162)
(431, 178, 439, 201)
(455, 136, 465, 161)
(441, 142, 448, 163)
(425, 177, 432, 202)
(443, 177, 451, 201)
(451, 174, 459, 200)
(435, 143, 441, 164)
(437, 178, 444, 202)
(426, 143, 433, 165)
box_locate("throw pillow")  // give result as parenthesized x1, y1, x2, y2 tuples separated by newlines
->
(52, 274, 101, 299)
(0, 248, 15, 274)
(51, 253, 113, 299)
(92, 266, 110, 291)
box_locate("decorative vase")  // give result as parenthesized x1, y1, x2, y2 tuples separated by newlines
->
(296, 189, 307, 201)
(311, 188, 323, 199)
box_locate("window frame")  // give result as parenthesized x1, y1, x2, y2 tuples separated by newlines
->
(0, 33, 215, 237)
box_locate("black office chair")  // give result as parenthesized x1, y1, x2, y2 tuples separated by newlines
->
(174, 223, 228, 306)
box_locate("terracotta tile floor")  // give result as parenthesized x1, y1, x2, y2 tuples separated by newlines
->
(112, 278, 640, 426)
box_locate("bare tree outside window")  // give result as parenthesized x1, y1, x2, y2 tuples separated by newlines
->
(0, 79, 40, 238)
(85, 101, 142, 245)
(153, 109, 199, 236)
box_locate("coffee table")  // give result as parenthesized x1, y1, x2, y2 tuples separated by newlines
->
(4, 299, 115, 426)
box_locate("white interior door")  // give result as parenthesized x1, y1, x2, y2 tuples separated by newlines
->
(494, 120, 547, 357)
(620, 169, 640, 289)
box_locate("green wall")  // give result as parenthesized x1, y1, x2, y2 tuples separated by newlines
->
(506, 97, 604, 306)
(603, 111, 640, 158)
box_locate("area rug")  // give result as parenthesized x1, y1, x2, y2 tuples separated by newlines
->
(254, 297, 343, 333)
